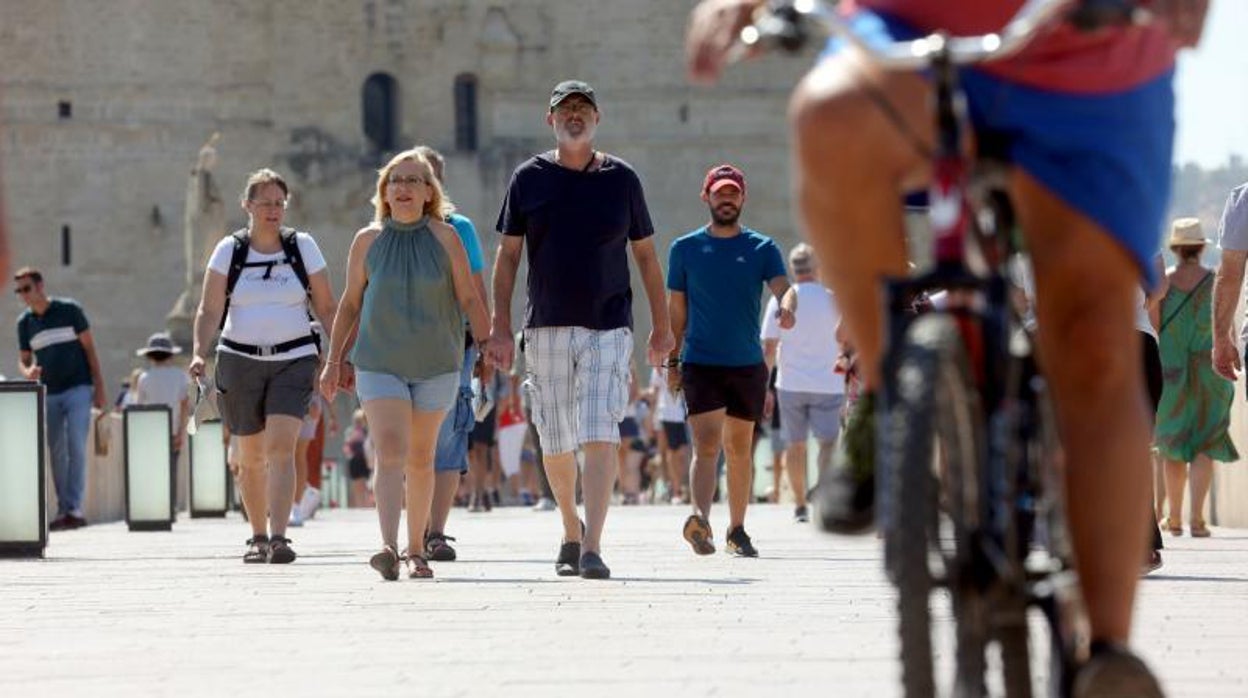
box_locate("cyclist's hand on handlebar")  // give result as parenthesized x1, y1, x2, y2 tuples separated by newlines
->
(1147, 0, 1209, 48)
(686, 0, 767, 84)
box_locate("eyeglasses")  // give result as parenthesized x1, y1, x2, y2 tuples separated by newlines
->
(14, 285, 33, 295)
(249, 199, 288, 209)
(554, 101, 595, 116)
(387, 175, 428, 187)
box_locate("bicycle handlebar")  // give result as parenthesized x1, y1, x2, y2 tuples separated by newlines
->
(740, 0, 1149, 69)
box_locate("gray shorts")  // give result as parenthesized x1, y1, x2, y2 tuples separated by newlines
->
(214, 352, 318, 437)
(778, 390, 845, 445)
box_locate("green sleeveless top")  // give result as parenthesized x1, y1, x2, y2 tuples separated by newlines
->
(351, 216, 464, 381)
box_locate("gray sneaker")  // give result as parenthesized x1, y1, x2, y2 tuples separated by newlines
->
(1073, 643, 1164, 698)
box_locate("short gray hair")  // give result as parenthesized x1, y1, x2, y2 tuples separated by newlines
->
(789, 243, 815, 274)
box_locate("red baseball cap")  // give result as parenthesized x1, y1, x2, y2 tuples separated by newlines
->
(702, 164, 746, 196)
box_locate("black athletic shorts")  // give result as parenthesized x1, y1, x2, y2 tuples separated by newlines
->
(661, 420, 689, 450)
(680, 362, 769, 422)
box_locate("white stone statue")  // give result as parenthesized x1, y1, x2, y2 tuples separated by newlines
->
(166, 133, 225, 347)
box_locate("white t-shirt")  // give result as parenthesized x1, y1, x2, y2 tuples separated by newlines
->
(207, 231, 327, 361)
(648, 367, 687, 423)
(1135, 287, 1157, 339)
(761, 281, 844, 394)
(137, 364, 192, 426)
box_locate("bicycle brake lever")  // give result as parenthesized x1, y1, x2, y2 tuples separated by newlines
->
(737, 2, 810, 58)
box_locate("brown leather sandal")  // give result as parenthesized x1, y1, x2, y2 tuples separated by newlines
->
(1161, 517, 1183, 536)
(1190, 520, 1212, 538)
(405, 553, 434, 579)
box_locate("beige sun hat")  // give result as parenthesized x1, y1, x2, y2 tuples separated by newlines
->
(1168, 217, 1208, 247)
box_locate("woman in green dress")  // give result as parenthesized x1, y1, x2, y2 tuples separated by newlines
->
(1155, 218, 1238, 538)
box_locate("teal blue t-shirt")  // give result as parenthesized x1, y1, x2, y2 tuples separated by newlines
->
(448, 213, 484, 274)
(667, 227, 786, 367)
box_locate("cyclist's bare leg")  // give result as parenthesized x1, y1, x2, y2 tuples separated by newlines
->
(688, 409, 727, 519)
(789, 53, 931, 388)
(1014, 171, 1152, 645)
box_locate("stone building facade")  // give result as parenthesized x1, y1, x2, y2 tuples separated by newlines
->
(1, 1, 808, 390)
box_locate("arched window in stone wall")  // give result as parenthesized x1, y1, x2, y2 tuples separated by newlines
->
(362, 72, 399, 153)
(454, 73, 478, 153)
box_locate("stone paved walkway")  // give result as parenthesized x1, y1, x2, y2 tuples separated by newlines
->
(2, 505, 1245, 697)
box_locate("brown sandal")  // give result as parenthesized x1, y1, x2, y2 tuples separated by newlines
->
(1162, 517, 1183, 536)
(404, 553, 434, 579)
(1190, 520, 1212, 538)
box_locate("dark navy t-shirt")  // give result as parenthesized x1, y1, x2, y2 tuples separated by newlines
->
(16, 298, 93, 395)
(496, 152, 654, 330)
(667, 227, 786, 367)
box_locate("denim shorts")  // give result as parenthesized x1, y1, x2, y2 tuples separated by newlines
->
(433, 346, 478, 473)
(355, 369, 460, 412)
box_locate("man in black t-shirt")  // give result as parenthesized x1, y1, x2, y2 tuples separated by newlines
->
(14, 267, 108, 530)
(488, 80, 674, 580)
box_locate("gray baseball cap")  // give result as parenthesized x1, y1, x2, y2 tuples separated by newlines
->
(549, 80, 597, 111)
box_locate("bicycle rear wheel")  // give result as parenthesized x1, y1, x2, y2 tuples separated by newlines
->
(884, 314, 990, 698)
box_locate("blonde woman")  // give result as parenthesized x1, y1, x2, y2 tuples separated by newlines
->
(189, 169, 337, 564)
(320, 150, 489, 580)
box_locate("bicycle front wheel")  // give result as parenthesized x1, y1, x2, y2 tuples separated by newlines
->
(884, 314, 989, 698)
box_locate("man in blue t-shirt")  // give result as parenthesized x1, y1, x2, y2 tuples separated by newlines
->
(489, 80, 675, 580)
(666, 164, 795, 558)
(14, 267, 108, 530)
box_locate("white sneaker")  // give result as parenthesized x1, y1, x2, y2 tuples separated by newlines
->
(299, 486, 322, 521)
(288, 506, 304, 527)
(532, 497, 557, 512)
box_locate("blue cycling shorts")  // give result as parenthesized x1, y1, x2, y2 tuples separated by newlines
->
(822, 10, 1175, 284)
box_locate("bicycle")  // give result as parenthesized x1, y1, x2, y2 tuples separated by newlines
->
(736, 1, 1151, 696)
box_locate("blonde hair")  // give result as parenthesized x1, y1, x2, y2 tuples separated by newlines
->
(371, 149, 455, 223)
(240, 168, 289, 203)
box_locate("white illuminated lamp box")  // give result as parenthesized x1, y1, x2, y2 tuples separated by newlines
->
(123, 405, 175, 531)
(0, 381, 47, 557)
(189, 419, 229, 518)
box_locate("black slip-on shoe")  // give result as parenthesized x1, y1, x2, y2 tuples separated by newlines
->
(579, 551, 611, 580)
(725, 526, 759, 558)
(555, 540, 581, 576)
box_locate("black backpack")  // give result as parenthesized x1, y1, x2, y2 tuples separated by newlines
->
(219, 227, 312, 331)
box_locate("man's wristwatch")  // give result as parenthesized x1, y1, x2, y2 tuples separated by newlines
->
(664, 358, 681, 368)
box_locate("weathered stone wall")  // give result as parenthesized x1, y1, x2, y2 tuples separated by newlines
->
(1, 1, 808, 390)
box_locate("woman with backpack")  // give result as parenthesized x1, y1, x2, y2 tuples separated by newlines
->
(319, 149, 489, 580)
(189, 168, 337, 564)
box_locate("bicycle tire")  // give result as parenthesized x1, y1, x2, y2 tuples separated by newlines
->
(884, 314, 989, 698)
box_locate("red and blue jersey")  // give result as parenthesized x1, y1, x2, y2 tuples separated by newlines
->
(851, 0, 1177, 94)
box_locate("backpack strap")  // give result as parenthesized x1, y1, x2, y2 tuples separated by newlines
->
(280, 228, 312, 297)
(219, 229, 251, 332)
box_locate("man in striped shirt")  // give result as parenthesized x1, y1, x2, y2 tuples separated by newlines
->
(15, 267, 107, 530)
